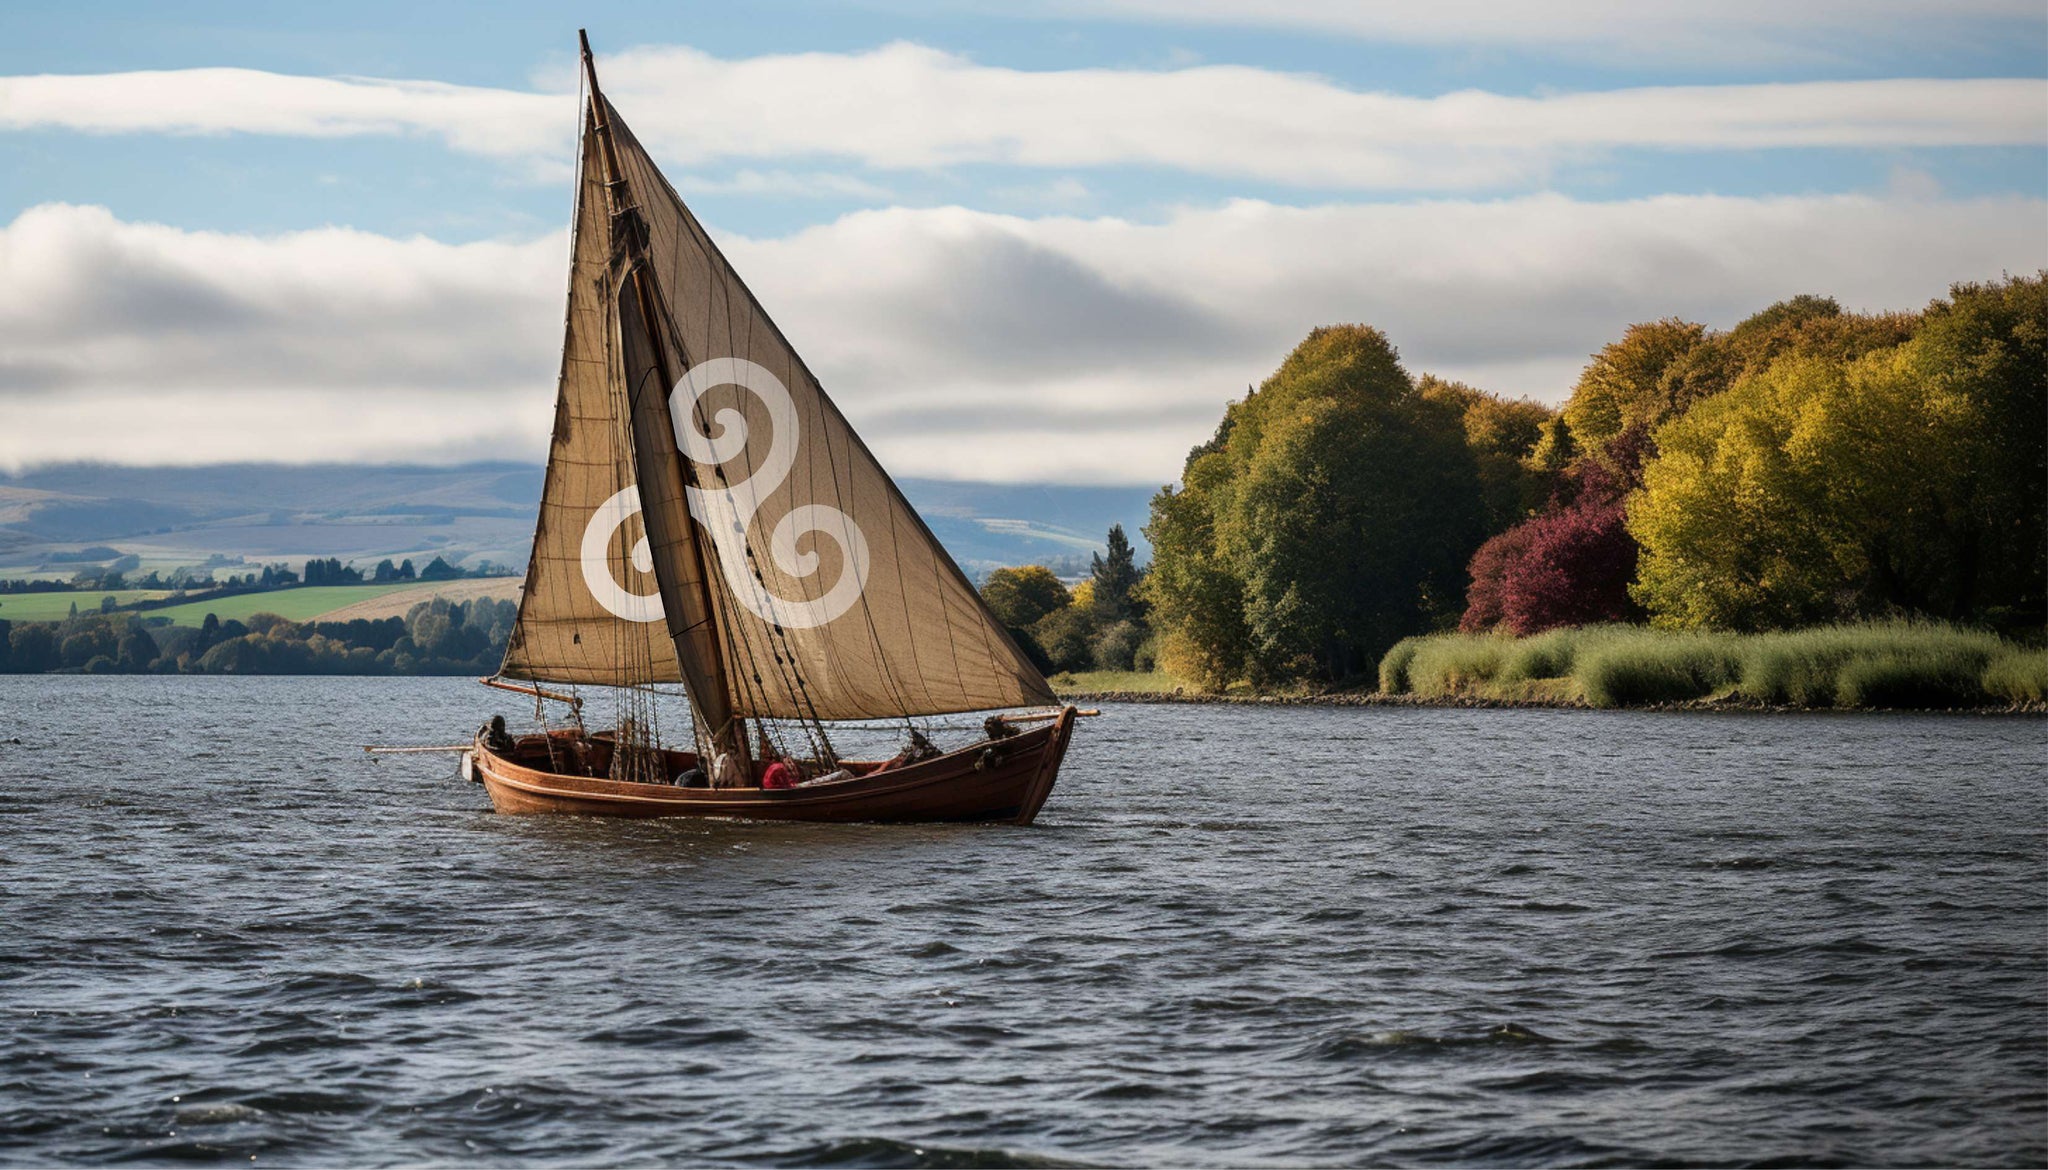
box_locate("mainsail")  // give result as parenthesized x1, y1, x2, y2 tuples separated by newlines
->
(498, 111, 681, 691)
(501, 40, 1056, 736)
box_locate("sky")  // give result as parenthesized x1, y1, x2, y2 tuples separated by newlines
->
(1, 0, 2043, 485)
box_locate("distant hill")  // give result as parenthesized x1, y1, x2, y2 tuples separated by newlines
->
(896, 477, 1154, 577)
(0, 463, 1154, 582)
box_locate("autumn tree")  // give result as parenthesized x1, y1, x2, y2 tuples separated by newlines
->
(1657, 295, 1917, 414)
(1561, 318, 1706, 453)
(1629, 272, 2046, 628)
(980, 565, 1071, 630)
(1459, 524, 1535, 633)
(1464, 296, 1922, 636)
(1496, 503, 1638, 633)
(1460, 426, 1649, 634)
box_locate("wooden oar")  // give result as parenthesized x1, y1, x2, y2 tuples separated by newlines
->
(995, 708, 1101, 725)
(477, 676, 583, 710)
(363, 744, 472, 754)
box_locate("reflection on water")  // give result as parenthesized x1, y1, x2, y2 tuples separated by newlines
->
(1, 675, 2043, 1166)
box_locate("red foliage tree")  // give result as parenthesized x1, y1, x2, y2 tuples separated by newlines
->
(1460, 423, 1652, 634)
(1497, 501, 1638, 633)
(1460, 524, 1535, 633)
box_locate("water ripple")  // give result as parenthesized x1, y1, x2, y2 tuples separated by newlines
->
(0, 676, 2042, 1166)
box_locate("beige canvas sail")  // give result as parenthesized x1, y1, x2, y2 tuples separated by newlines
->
(498, 112, 683, 689)
(604, 100, 1056, 721)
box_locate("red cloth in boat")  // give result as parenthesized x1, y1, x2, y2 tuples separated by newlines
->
(761, 761, 798, 790)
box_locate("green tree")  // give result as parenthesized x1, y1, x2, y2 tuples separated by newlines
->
(979, 565, 1070, 629)
(1030, 602, 1099, 673)
(1140, 443, 1248, 690)
(116, 622, 156, 672)
(1419, 374, 1557, 529)
(1088, 524, 1144, 624)
(1145, 325, 1487, 686)
(9, 623, 56, 673)
(1091, 619, 1145, 670)
(1903, 273, 2047, 623)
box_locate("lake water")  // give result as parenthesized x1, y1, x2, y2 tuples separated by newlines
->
(1, 676, 2043, 1167)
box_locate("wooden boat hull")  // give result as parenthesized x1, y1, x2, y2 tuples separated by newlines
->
(472, 707, 1076, 826)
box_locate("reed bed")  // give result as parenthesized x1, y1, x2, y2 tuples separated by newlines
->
(1981, 649, 2048, 704)
(1378, 621, 2042, 709)
(1403, 634, 1512, 699)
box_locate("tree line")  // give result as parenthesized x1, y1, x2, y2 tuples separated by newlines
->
(0, 597, 516, 676)
(1, 554, 510, 597)
(980, 524, 1153, 675)
(1130, 273, 2044, 691)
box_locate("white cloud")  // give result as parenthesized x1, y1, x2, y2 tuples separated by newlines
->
(725, 193, 2047, 480)
(3, 195, 2041, 483)
(1076, 0, 2047, 64)
(0, 203, 564, 466)
(0, 67, 564, 157)
(676, 169, 893, 200)
(4, 50, 2041, 191)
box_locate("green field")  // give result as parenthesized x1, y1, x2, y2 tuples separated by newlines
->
(0, 589, 171, 621)
(136, 585, 432, 627)
(0, 581, 513, 628)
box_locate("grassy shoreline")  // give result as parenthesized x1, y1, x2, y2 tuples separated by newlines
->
(1055, 621, 2048, 713)
(1056, 688, 2046, 715)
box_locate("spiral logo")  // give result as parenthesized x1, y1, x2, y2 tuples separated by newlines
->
(580, 485, 665, 623)
(577, 359, 871, 630)
(674, 358, 870, 630)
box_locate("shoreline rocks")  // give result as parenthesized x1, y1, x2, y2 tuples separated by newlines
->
(1057, 689, 2048, 716)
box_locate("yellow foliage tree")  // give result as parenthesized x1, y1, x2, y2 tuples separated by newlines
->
(1562, 318, 1706, 453)
(1629, 318, 2024, 628)
(1067, 579, 1095, 612)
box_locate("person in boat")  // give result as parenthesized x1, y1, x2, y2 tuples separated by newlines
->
(481, 715, 516, 755)
(873, 729, 942, 774)
(754, 738, 800, 790)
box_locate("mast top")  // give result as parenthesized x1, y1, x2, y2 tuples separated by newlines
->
(578, 30, 602, 103)
(578, 31, 625, 193)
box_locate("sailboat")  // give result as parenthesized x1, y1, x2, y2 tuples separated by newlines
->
(464, 32, 1082, 824)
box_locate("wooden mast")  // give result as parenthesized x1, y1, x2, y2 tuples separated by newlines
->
(578, 29, 748, 769)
